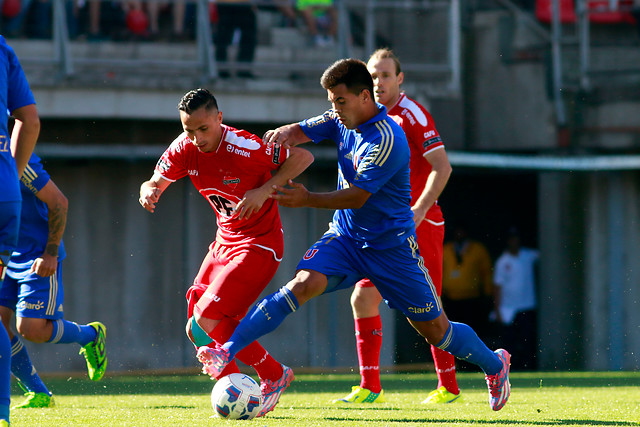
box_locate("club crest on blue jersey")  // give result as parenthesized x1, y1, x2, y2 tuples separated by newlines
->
(303, 249, 318, 260)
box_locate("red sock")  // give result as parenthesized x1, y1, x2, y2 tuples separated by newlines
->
(431, 344, 459, 395)
(209, 317, 283, 382)
(355, 315, 383, 393)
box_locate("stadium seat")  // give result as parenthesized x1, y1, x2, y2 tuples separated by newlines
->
(535, 0, 637, 24)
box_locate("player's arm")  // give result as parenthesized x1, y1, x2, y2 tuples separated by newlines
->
(262, 123, 311, 149)
(31, 179, 68, 277)
(412, 147, 452, 225)
(10, 104, 40, 179)
(271, 181, 371, 210)
(139, 172, 171, 213)
(235, 146, 314, 220)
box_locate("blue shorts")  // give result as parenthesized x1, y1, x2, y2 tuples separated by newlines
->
(0, 261, 65, 319)
(296, 228, 442, 321)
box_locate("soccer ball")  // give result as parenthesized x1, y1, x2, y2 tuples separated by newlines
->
(211, 373, 263, 420)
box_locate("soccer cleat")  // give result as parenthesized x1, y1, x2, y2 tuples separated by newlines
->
(485, 348, 511, 411)
(422, 386, 463, 404)
(257, 364, 295, 417)
(332, 385, 386, 403)
(197, 345, 231, 379)
(0, 420, 7, 427)
(12, 391, 55, 409)
(79, 321, 107, 381)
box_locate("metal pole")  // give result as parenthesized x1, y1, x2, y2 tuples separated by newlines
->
(448, 0, 461, 95)
(550, 0, 567, 125)
(365, 0, 376, 57)
(52, 0, 73, 76)
(577, 0, 591, 90)
(606, 173, 625, 370)
(197, 0, 216, 80)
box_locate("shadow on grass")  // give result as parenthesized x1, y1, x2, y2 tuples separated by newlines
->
(17, 371, 640, 397)
(270, 413, 639, 426)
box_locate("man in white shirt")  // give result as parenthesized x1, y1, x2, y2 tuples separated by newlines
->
(493, 226, 539, 370)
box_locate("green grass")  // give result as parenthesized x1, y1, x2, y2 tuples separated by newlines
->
(8, 371, 640, 426)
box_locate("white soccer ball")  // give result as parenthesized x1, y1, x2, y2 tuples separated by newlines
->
(211, 373, 263, 420)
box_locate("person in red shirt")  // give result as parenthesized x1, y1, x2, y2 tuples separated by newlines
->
(139, 88, 314, 417)
(334, 48, 460, 405)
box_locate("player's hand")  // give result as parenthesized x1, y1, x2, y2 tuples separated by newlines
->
(411, 205, 427, 227)
(30, 253, 57, 277)
(139, 186, 161, 213)
(263, 125, 294, 149)
(234, 186, 273, 220)
(270, 179, 310, 208)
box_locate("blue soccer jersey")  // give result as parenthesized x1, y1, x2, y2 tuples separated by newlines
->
(0, 35, 36, 204)
(7, 154, 66, 270)
(300, 105, 414, 250)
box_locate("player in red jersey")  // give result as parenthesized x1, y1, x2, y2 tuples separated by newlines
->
(334, 48, 460, 405)
(139, 88, 314, 417)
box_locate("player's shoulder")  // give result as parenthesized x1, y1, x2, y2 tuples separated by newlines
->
(168, 132, 192, 150)
(393, 93, 433, 128)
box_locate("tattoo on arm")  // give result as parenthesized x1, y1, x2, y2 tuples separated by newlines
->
(47, 202, 67, 256)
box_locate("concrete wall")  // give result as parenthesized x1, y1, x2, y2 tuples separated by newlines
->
(20, 158, 398, 374)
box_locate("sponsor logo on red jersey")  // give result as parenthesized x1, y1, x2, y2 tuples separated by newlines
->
(223, 176, 240, 189)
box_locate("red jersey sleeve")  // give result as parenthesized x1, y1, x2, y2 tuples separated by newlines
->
(155, 133, 191, 182)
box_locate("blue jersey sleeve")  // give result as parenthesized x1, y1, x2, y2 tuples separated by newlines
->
(299, 111, 340, 144)
(352, 123, 408, 196)
(4, 40, 35, 114)
(21, 153, 50, 195)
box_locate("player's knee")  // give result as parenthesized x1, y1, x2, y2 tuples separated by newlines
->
(287, 270, 326, 304)
(350, 287, 382, 317)
(185, 318, 194, 343)
(16, 320, 48, 343)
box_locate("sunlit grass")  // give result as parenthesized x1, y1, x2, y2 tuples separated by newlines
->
(9, 371, 640, 426)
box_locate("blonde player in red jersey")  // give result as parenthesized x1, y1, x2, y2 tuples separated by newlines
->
(139, 88, 314, 417)
(334, 48, 460, 405)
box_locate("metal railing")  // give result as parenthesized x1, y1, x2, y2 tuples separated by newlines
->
(14, 0, 460, 95)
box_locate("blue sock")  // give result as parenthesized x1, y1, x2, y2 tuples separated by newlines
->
(10, 336, 50, 395)
(224, 287, 299, 359)
(48, 319, 97, 346)
(436, 321, 502, 375)
(0, 325, 10, 422)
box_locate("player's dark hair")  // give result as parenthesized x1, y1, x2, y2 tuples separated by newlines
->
(369, 47, 402, 75)
(320, 58, 374, 98)
(178, 88, 218, 114)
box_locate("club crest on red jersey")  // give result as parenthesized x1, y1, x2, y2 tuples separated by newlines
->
(223, 176, 240, 189)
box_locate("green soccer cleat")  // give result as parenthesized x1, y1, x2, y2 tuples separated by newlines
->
(332, 386, 386, 403)
(12, 391, 55, 409)
(79, 321, 107, 381)
(422, 386, 463, 404)
(0, 419, 7, 427)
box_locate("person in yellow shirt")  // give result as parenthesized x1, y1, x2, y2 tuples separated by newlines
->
(442, 222, 494, 355)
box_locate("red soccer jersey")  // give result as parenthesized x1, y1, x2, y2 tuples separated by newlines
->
(155, 124, 287, 257)
(388, 93, 445, 224)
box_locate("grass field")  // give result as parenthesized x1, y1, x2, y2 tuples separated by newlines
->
(8, 370, 640, 426)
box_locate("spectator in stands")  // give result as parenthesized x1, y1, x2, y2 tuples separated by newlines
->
(632, 0, 640, 36)
(81, 0, 128, 41)
(22, 0, 79, 39)
(214, 0, 257, 79)
(2, 0, 34, 38)
(145, 0, 189, 41)
(297, 0, 336, 47)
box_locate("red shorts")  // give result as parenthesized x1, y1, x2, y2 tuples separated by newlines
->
(187, 241, 280, 321)
(356, 219, 444, 295)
